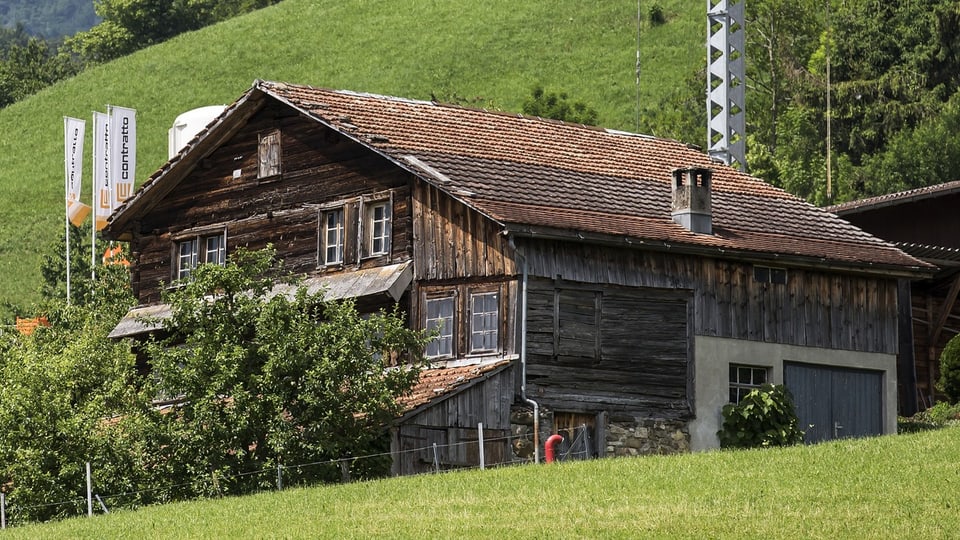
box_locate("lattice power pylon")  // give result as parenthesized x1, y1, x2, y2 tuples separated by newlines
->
(707, 0, 746, 170)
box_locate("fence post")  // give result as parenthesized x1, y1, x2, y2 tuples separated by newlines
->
(86, 462, 93, 517)
(2, 492, 6, 529)
(478, 422, 485, 470)
(432, 443, 439, 473)
(277, 463, 283, 491)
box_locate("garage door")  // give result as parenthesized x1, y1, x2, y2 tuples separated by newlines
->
(784, 362, 883, 444)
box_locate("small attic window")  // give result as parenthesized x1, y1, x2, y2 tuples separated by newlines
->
(754, 266, 787, 285)
(258, 129, 281, 178)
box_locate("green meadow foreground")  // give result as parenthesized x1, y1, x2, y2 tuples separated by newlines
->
(7, 428, 957, 539)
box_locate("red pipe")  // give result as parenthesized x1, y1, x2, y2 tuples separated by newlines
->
(544, 434, 564, 463)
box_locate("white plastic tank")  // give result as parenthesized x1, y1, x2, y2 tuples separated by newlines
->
(168, 105, 227, 159)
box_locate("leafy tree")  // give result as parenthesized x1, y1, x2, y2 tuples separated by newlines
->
(0, 251, 144, 523)
(65, 0, 283, 64)
(0, 35, 79, 107)
(522, 85, 599, 126)
(38, 223, 96, 306)
(142, 247, 429, 496)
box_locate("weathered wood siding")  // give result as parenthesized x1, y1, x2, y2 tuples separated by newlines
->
(518, 239, 899, 354)
(129, 101, 413, 304)
(411, 181, 515, 281)
(392, 367, 515, 475)
(525, 277, 693, 419)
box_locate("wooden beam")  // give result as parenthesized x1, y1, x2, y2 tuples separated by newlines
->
(930, 273, 960, 350)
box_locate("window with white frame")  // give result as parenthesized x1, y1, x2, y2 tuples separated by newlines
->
(321, 208, 344, 265)
(175, 231, 226, 281)
(425, 295, 455, 358)
(365, 201, 391, 257)
(176, 238, 198, 281)
(470, 291, 499, 353)
(729, 364, 769, 403)
(258, 129, 281, 178)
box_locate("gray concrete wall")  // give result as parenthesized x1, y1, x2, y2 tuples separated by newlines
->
(690, 335, 897, 451)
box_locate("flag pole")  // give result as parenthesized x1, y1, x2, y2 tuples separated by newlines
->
(91, 111, 97, 283)
(64, 116, 71, 305)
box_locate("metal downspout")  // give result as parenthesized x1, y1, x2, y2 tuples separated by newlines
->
(510, 236, 540, 464)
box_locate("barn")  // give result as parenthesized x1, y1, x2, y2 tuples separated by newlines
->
(104, 80, 931, 471)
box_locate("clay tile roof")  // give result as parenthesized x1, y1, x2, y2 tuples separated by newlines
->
(826, 180, 960, 215)
(107, 80, 930, 276)
(398, 360, 510, 413)
(256, 81, 929, 275)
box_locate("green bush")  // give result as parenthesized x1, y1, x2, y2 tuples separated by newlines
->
(648, 4, 666, 26)
(938, 334, 960, 403)
(899, 400, 960, 433)
(718, 383, 804, 449)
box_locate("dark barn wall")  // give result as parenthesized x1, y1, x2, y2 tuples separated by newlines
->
(841, 194, 960, 250)
(129, 101, 413, 304)
(518, 239, 899, 355)
(524, 277, 693, 420)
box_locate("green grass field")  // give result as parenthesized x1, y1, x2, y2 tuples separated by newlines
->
(0, 0, 704, 310)
(6, 428, 958, 538)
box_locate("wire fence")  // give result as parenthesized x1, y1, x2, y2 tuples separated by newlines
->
(0, 423, 586, 530)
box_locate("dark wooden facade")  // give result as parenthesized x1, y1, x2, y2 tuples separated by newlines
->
(518, 239, 898, 352)
(128, 100, 414, 306)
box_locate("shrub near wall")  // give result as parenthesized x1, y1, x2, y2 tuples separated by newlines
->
(718, 383, 804, 449)
(938, 334, 960, 403)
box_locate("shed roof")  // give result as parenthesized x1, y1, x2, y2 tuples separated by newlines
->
(105, 80, 931, 276)
(397, 360, 512, 417)
(827, 180, 960, 216)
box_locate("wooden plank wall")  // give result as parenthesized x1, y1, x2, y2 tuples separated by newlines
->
(130, 101, 413, 304)
(519, 239, 899, 355)
(411, 182, 515, 281)
(525, 277, 692, 419)
(394, 368, 514, 475)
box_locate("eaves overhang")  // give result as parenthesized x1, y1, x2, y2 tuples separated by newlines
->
(502, 225, 936, 280)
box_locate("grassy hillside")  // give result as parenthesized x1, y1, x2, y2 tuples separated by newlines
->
(6, 428, 958, 538)
(0, 0, 703, 310)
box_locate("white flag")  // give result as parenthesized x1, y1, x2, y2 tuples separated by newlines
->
(109, 105, 136, 209)
(93, 111, 111, 231)
(64, 116, 85, 203)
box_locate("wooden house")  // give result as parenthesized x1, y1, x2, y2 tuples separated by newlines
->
(104, 80, 931, 472)
(830, 181, 960, 413)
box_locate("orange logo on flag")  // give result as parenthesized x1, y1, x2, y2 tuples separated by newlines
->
(116, 183, 133, 202)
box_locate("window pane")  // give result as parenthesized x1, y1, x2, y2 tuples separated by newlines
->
(368, 202, 390, 256)
(324, 210, 343, 264)
(177, 239, 198, 280)
(729, 364, 768, 404)
(425, 296, 454, 358)
(470, 292, 498, 353)
(205, 234, 225, 266)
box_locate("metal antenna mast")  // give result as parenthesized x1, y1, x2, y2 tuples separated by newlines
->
(636, 0, 642, 133)
(706, 0, 746, 169)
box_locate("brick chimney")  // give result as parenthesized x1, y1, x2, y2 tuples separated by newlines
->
(671, 167, 713, 234)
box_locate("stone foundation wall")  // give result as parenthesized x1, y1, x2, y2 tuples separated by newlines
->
(605, 413, 689, 456)
(509, 405, 690, 461)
